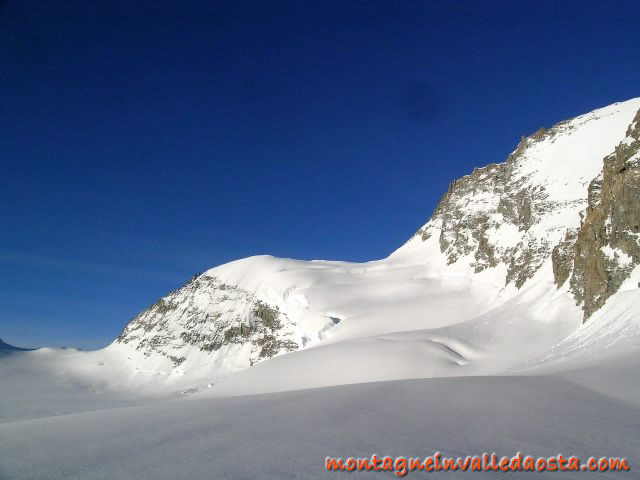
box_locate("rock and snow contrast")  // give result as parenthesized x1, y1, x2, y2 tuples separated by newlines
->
(2, 99, 640, 479)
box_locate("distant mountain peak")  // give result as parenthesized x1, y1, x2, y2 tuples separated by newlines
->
(0, 338, 33, 354)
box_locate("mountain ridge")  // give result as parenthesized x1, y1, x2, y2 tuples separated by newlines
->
(0, 338, 34, 355)
(43, 97, 640, 391)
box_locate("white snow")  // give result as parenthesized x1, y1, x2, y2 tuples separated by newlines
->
(600, 245, 633, 267)
(515, 99, 640, 203)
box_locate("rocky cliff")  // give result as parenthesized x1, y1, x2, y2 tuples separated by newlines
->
(116, 273, 298, 370)
(563, 109, 640, 319)
(411, 99, 640, 291)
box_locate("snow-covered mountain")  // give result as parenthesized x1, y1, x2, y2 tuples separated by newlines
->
(3, 98, 640, 396)
(95, 97, 640, 392)
(4, 98, 640, 480)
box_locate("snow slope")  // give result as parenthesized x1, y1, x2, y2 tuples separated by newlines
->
(0, 346, 166, 423)
(2, 372, 638, 479)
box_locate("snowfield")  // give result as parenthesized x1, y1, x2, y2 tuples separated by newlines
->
(2, 99, 640, 479)
(2, 373, 639, 479)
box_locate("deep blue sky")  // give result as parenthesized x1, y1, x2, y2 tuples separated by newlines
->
(2, 1, 639, 349)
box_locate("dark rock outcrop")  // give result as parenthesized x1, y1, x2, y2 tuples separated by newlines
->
(116, 274, 298, 367)
(414, 117, 586, 288)
(565, 109, 640, 320)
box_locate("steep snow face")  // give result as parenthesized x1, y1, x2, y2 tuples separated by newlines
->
(394, 98, 640, 289)
(533, 265, 640, 368)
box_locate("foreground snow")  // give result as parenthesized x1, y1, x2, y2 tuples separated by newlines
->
(1, 369, 639, 479)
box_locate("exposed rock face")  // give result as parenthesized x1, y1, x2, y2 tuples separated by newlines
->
(565, 109, 640, 319)
(413, 107, 624, 288)
(551, 229, 579, 288)
(117, 274, 298, 368)
(408, 100, 640, 321)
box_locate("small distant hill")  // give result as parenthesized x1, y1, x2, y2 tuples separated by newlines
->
(0, 338, 34, 356)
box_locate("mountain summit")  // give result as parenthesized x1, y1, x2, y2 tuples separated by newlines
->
(0, 338, 33, 356)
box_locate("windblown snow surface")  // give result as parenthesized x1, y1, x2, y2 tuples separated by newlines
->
(2, 99, 640, 479)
